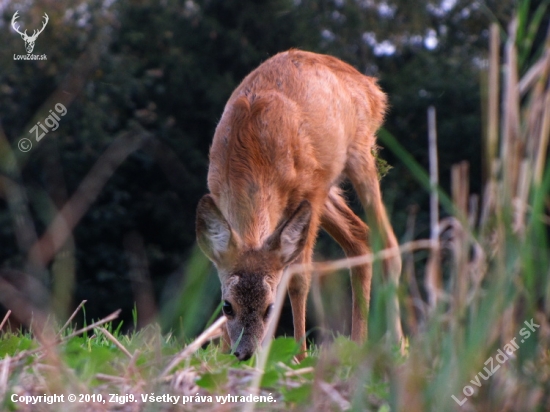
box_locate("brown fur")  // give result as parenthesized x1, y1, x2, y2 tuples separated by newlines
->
(196, 50, 402, 360)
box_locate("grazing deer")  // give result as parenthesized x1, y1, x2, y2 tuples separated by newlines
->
(196, 50, 402, 361)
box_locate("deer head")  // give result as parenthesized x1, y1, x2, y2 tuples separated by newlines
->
(196, 195, 312, 360)
(12, 11, 49, 54)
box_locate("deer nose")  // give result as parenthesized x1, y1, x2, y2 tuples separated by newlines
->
(234, 350, 252, 361)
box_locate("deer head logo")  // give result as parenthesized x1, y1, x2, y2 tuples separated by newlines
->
(11, 11, 49, 54)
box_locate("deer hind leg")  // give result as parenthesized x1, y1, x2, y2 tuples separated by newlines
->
(320, 187, 372, 342)
(345, 145, 404, 348)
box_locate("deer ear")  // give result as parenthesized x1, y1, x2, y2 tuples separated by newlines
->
(196, 195, 238, 265)
(266, 201, 312, 265)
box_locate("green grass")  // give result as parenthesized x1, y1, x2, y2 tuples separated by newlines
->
(0, 321, 401, 411)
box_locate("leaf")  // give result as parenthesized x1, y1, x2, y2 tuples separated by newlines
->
(365, 381, 390, 400)
(266, 337, 299, 365)
(295, 355, 317, 368)
(0, 335, 34, 357)
(284, 383, 312, 404)
(373, 146, 392, 180)
(260, 370, 279, 388)
(195, 370, 227, 391)
(214, 352, 239, 364)
(63, 339, 117, 377)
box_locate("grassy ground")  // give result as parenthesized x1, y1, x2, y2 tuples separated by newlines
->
(0, 309, 403, 411)
(1, 3, 550, 411)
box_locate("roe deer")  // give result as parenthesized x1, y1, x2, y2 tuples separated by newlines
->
(196, 50, 403, 361)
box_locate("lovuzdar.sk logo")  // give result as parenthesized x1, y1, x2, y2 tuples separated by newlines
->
(12, 10, 49, 61)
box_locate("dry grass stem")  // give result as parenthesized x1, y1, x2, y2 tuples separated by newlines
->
(0, 310, 11, 331)
(0, 309, 122, 373)
(95, 373, 128, 383)
(0, 355, 10, 401)
(57, 300, 87, 337)
(426, 106, 442, 310)
(161, 316, 227, 377)
(284, 367, 314, 377)
(61, 310, 122, 343)
(487, 23, 500, 174)
(98, 327, 133, 359)
(318, 381, 351, 410)
(289, 239, 433, 277)
(501, 17, 521, 197)
(534, 88, 550, 185)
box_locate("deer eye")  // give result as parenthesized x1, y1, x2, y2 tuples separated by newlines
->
(264, 304, 274, 320)
(222, 300, 234, 317)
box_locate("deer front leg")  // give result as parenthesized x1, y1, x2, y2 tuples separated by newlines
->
(288, 252, 312, 361)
